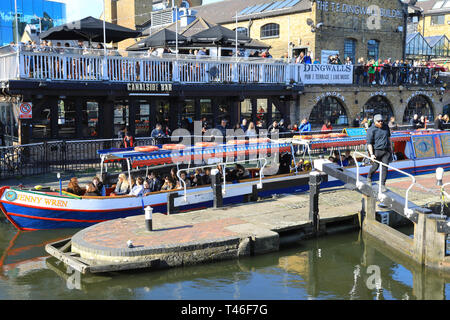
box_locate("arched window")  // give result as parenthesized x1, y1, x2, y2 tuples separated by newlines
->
(309, 97, 348, 128)
(260, 23, 279, 39)
(403, 95, 434, 123)
(362, 96, 394, 120)
(367, 39, 380, 61)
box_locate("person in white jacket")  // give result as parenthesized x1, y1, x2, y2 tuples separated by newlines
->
(129, 177, 144, 197)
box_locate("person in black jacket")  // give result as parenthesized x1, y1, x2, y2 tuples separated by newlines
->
(435, 114, 444, 130)
(366, 114, 393, 192)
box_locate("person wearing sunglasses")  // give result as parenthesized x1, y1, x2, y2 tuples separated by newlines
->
(366, 114, 393, 192)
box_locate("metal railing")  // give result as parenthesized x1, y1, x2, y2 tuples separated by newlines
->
(0, 45, 446, 86)
(352, 151, 416, 217)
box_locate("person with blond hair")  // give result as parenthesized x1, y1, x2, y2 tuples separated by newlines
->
(113, 173, 129, 195)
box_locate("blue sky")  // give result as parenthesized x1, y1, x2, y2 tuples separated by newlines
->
(65, 0, 224, 21)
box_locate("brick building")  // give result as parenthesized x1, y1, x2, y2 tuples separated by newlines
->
(193, 0, 409, 63)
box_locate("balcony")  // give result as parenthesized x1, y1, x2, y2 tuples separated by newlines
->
(0, 45, 445, 87)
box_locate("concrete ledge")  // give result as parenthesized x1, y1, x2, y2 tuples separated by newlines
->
(225, 223, 280, 255)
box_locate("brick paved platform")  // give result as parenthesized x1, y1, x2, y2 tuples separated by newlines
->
(63, 172, 446, 271)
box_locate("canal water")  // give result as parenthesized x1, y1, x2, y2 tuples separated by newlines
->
(0, 221, 448, 300)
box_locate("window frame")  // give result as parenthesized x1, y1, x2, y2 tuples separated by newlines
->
(260, 23, 280, 39)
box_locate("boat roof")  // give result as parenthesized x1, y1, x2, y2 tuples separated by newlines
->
(98, 141, 293, 167)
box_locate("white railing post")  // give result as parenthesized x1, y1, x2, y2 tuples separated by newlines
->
(205, 61, 209, 83)
(102, 56, 109, 80)
(172, 60, 179, 82)
(353, 151, 416, 217)
(259, 64, 265, 83)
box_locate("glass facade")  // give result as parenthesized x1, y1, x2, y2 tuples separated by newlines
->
(0, 0, 66, 46)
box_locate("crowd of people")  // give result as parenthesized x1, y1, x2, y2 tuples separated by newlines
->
(65, 163, 255, 198)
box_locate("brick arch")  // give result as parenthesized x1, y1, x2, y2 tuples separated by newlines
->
(403, 94, 435, 123)
(307, 94, 350, 128)
(361, 95, 395, 119)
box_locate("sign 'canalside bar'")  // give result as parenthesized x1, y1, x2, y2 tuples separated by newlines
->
(127, 83, 173, 93)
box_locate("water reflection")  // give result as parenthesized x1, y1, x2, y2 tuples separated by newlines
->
(0, 221, 448, 300)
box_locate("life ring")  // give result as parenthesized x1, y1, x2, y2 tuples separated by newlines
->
(162, 144, 186, 150)
(134, 145, 160, 152)
(195, 142, 218, 147)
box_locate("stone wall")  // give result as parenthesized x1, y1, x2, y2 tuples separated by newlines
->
(314, 0, 405, 62)
(293, 85, 444, 125)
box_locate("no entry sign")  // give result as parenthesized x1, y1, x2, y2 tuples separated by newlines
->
(19, 102, 32, 119)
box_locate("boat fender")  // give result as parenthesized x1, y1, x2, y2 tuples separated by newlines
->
(134, 146, 160, 152)
(162, 144, 186, 150)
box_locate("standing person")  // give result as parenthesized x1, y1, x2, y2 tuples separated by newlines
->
(151, 123, 167, 144)
(388, 116, 398, 131)
(410, 114, 420, 129)
(0, 121, 4, 146)
(240, 118, 248, 132)
(299, 118, 311, 132)
(321, 119, 333, 132)
(435, 114, 444, 130)
(366, 114, 392, 192)
(123, 128, 134, 148)
(303, 51, 312, 64)
(215, 119, 228, 136)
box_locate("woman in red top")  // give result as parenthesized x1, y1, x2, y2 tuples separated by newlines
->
(123, 129, 135, 148)
(321, 120, 333, 132)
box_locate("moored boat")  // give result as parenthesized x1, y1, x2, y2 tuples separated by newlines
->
(1, 129, 450, 231)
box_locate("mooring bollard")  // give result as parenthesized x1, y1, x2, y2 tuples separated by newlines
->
(145, 206, 153, 231)
(211, 169, 223, 209)
(309, 171, 322, 233)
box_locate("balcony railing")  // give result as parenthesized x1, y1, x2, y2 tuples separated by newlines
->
(0, 45, 445, 86)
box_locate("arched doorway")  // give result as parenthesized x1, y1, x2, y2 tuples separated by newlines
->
(309, 97, 348, 128)
(361, 96, 394, 120)
(403, 95, 434, 124)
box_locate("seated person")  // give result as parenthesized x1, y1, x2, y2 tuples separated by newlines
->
(147, 171, 162, 192)
(176, 171, 191, 189)
(344, 150, 356, 166)
(113, 173, 130, 196)
(293, 159, 304, 172)
(303, 160, 312, 171)
(129, 177, 144, 197)
(84, 183, 99, 196)
(92, 176, 105, 196)
(66, 177, 84, 196)
(337, 154, 349, 167)
(202, 168, 212, 185)
(191, 168, 204, 187)
(278, 152, 293, 174)
(161, 176, 175, 191)
(142, 180, 152, 195)
(233, 164, 250, 181)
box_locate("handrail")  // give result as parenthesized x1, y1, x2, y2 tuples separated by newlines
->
(176, 157, 267, 202)
(352, 151, 416, 217)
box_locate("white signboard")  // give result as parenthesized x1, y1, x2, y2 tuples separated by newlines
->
(301, 64, 353, 85)
(321, 50, 339, 65)
(19, 102, 32, 119)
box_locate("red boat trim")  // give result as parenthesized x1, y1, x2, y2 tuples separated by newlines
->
(0, 199, 166, 213)
(7, 212, 107, 223)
